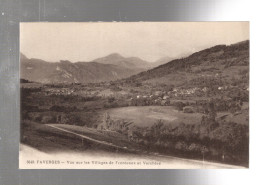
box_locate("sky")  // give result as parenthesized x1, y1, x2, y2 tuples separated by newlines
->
(20, 22, 249, 63)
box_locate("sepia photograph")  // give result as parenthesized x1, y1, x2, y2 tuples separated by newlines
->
(19, 22, 249, 169)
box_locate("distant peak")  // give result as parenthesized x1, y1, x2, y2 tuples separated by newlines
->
(106, 53, 124, 58)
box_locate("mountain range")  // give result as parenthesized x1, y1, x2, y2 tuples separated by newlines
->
(20, 53, 152, 83)
(20, 40, 249, 85)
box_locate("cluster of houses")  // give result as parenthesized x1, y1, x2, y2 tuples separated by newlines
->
(127, 87, 209, 106)
(43, 87, 102, 97)
(43, 88, 75, 96)
(125, 84, 245, 107)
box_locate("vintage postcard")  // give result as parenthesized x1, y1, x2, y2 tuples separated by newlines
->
(19, 22, 249, 169)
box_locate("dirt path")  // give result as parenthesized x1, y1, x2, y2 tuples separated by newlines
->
(46, 124, 128, 150)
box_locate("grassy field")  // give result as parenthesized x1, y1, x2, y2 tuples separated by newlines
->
(104, 106, 203, 127)
(21, 121, 89, 152)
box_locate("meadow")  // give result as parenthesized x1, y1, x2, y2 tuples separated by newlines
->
(105, 106, 203, 127)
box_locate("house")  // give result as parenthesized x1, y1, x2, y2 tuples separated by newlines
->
(202, 87, 208, 92)
(154, 91, 163, 96)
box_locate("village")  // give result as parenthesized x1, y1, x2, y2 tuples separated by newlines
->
(30, 80, 248, 117)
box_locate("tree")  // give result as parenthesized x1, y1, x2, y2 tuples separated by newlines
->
(151, 120, 164, 136)
(175, 101, 185, 111)
(205, 100, 216, 122)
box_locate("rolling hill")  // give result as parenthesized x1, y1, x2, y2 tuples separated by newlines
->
(124, 40, 249, 87)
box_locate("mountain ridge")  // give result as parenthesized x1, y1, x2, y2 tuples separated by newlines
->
(121, 40, 249, 87)
(20, 40, 249, 85)
(20, 54, 146, 83)
(92, 53, 151, 69)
